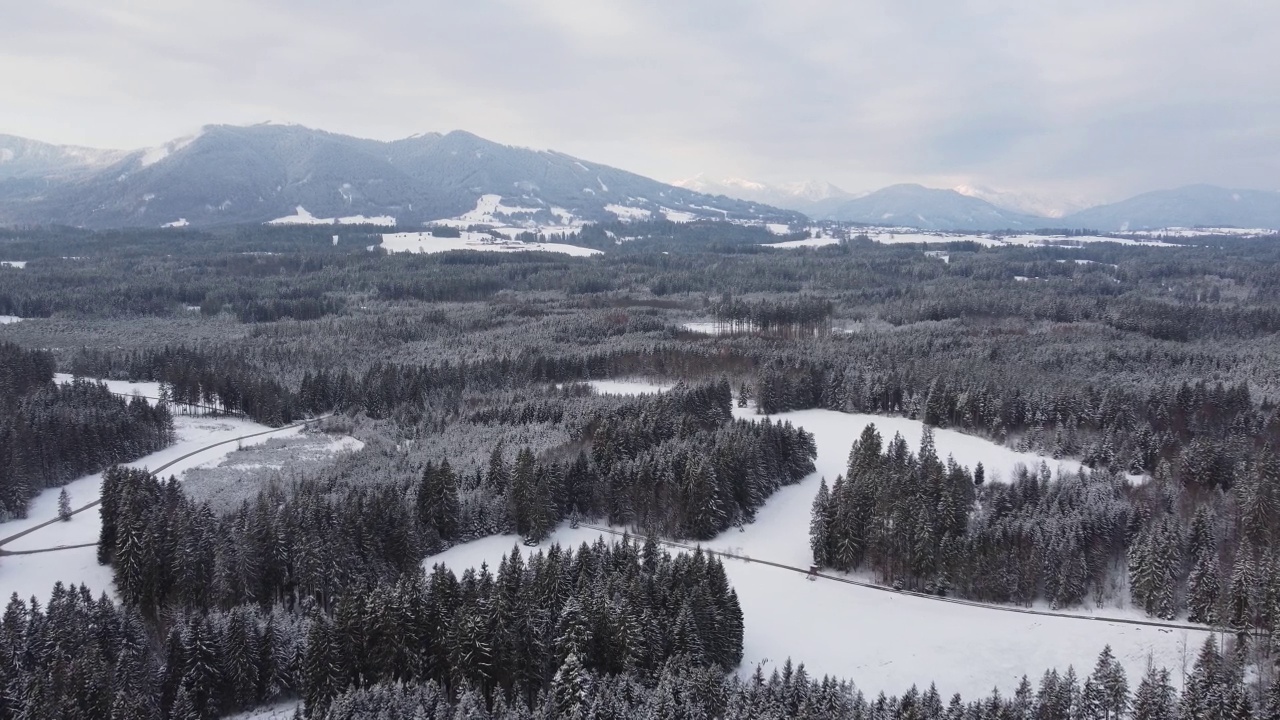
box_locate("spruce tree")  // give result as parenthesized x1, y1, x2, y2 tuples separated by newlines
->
(57, 488, 71, 521)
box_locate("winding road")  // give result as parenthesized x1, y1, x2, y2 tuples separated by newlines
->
(0, 417, 324, 555)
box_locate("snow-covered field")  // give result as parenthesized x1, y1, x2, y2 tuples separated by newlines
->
(762, 228, 1182, 250)
(267, 206, 396, 226)
(381, 230, 600, 257)
(53, 372, 163, 399)
(0, 316, 22, 325)
(161, 218, 190, 228)
(0, 376, 356, 604)
(605, 204, 652, 220)
(0, 260, 27, 268)
(425, 379, 1208, 700)
(1120, 227, 1277, 238)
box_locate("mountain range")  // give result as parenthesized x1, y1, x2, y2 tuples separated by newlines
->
(678, 175, 1280, 232)
(2, 124, 1277, 232)
(0, 125, 803, 229)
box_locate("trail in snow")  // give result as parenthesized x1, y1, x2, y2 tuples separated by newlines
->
(424, 379, 1209, 700)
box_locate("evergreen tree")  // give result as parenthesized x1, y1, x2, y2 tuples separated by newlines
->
(57, 487, 71, 521)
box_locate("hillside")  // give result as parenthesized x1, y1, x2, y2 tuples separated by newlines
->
(0, 124, 802, 229)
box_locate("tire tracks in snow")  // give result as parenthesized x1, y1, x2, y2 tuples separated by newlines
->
(0, 416, 328, 554)
(577, 523, 1215, 635)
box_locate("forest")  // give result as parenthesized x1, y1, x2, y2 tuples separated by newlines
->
(3, 220, 1280, 718)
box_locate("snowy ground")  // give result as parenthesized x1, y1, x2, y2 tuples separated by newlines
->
(0, 316, 21, 325)
(267, 206, 396, 226)
(605, 204, 652, 220)
(0, 260, 27, 268)
(0, 377, 355, 604)
(226, 700, 300, 720)
(761, 228, 1182, 250)
(1119, 227, 1277, 238)
(53, 372, 163, 399)
(425, 379, 1209, 700)
(381, 230, 600, 257)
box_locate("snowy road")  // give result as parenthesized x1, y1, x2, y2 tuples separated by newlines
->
(0, 419, 321, 553)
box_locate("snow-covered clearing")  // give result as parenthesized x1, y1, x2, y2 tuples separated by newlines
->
(0, 260, 27, 268)
(0, 415, 298, 602)
(661, 208, 697, 223)
(267, 206, 396, 226)
(431, 194, 542, 228)
(763, 228, 1182, 250)
(53, 372, 163, 399)
(766, 223, 794, 235)
(381, 231, 600, 258)
(604, 204, 652, 220)
(161, 218, 189, 228)
(1121, 227, 1276, 238)
(0, 316, 22, 325)
(0, 376, 358, 603)
(425, 379, 1205, 700)
(763, 234, 841, 249)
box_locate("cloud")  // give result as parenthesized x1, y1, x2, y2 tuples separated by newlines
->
(2, 0, 1278, 200)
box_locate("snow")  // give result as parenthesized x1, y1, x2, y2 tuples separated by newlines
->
(767, 228, 1183, 249)
(766, 223, 793, 235)
(139, 131, 200, 168)
(604, 204, 652, 221)
(424, 379, 1201, 700)
(0, 260, 27, 268)
(763, 234, 841, 249)
(226, 701, 301, 720)
(661, 208, 697, 223)
(381, 231, 600, 258)
(267, 206, 395, 226)
(54, 373, 163, 400)
(0, 414, 303, 602)
(431, 194, 541, 228)
(680, 321, 740, 336)
(0, 316, 22, 324)
(337, 214, 396, 226)
(597, 176, 609, 193)
(585, 379, 675, 396)
(267, 206, 324, 225)
(161, 218, 189, 228)
(1121, 226, 1277, 238)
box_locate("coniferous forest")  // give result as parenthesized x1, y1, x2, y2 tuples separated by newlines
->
(4, 222, 1280, 717)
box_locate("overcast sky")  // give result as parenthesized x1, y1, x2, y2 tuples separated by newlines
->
(4, 0, 1278, 202)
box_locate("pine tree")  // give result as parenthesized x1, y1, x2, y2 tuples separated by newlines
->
(553, 652, 592, 717)
(1188, 548, 1222, 625)
(57, 488, 72, 521)
(1130, 664, 1176, 720)
(810, 479, 831, 567)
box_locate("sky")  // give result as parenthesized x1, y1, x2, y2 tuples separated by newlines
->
(4, 0, 1278, 204)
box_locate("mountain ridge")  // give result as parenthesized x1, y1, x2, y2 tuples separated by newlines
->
(0, 124, 803, 228)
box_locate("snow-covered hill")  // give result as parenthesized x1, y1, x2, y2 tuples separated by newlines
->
(673, 174, 856, 216)
(823, 184, 1049, 231)
(0, 125, 804, 229)
(1061, 184, 1280, 231)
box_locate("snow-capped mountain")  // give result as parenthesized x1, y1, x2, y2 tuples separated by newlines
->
(823, 184, 1047, 231)
(0, 135, 129, 182)
(952, 184, 1090, 220)
(0, 125, 803, 228)
(672, 174, 855, 215)
(1061, 184, 1280, 231)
